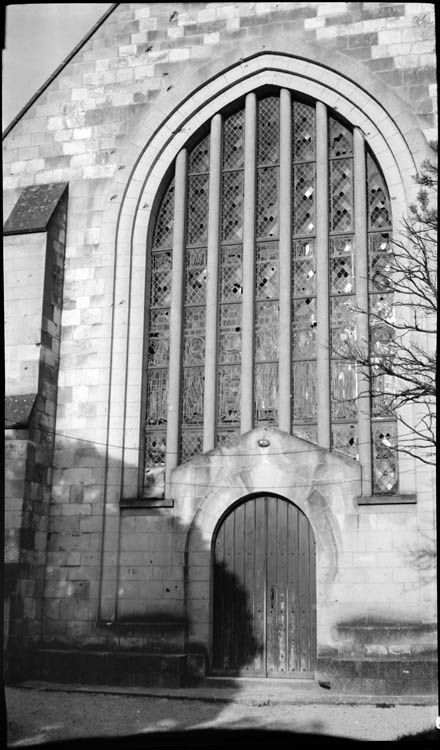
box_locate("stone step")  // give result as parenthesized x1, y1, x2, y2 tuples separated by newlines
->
(12, 648, 194, 688)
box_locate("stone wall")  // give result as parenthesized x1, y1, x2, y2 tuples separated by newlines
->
(2, 3, 437, 689)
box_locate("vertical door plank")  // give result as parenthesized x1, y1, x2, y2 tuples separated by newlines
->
(254, 497, 266, 674)
(243, 499, 257, 673)
(287, 502, 299, 673)
(266, 495, 277, 675)
(309, 522, 317, 668)
(223, 510, 235, 671)
(212, 521, 225, 670)
(276, 497, 288, 674)
(233, 501, 245, 670)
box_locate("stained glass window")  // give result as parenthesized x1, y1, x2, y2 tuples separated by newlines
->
(144, 180, 175, 496)
(291, 100, 317, 443)
(367, 156, 396, 492)
(144, 90, 397, 497)
(180, 137, 210, 462)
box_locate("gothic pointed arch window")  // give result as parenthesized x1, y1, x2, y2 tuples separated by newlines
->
(143, 88, 397, 498)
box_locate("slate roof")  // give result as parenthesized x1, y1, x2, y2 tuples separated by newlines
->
(3, 182, 67, 235)
(5, 394, 36, 428)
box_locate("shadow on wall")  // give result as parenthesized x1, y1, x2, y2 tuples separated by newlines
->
(5, 435, 264, 688)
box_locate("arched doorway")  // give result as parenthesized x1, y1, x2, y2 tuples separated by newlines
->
(211, 494, 316, 678)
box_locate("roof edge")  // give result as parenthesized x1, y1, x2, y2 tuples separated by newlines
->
(2, 3, 119, 139)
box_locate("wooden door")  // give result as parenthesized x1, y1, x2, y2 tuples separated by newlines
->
(212, 495, 316, 677)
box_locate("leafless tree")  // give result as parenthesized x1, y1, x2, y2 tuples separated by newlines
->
(340, 144, 437, 465)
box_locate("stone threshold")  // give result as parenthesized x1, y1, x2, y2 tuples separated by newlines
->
(11, 680, 438, 707)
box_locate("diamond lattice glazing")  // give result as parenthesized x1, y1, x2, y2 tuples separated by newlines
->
(292, 101, 315, 162)
(293, 162, 315, 236)
(221, 171, 244, 241)
(257, 96, 280, 165)
(330, 159, 353, 232)
(223, 110, 245, 170)
(152, 181, 175, 249)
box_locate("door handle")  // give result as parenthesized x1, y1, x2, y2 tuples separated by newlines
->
(270, 586, 276, 609)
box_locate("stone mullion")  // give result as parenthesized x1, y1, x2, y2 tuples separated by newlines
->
(241, 92, 257, 432)
(203, 114, 222, 452)
(278, 89, 292, 433)
(354, 128, 372, 495)
(315, 102, 331, 449)
(165, 148, 187, 495)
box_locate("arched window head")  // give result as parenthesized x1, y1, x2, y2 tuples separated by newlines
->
(143, 88, 397, 499)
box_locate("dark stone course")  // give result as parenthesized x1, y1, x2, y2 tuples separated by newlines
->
(347, 32, 378, 48)
(361, 4, 405, 20)
(316, 656, 437, 695)
(377, 69, 405, 86)
(403, 66, 437, 85)
(368, 57, 395, 72)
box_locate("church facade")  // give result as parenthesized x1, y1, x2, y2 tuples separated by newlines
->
(3, 2, 437, 693)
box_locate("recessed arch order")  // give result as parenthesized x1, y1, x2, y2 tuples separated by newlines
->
(105, 51, 423, 499)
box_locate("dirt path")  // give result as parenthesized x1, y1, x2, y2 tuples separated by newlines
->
(5, 687, 438, 744)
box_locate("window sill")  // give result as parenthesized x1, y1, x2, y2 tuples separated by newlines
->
(356, 493, 417, 506)
(120, 497, 174, 509)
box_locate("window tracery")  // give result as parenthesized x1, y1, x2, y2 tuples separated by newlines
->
(143, 89, 398, 496)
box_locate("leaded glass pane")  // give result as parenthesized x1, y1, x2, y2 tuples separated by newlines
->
(182, 367, 204, 425)
(369, 233, 392, 292)
(257, 167, 279, 239)
(330, 159, 353, 232)
(152, 180, 175, 250)
(150, 251, 172, 307)
(218, 365, 241, 424)
(255, 301, 279, 361)
(292, 239, 316, 296)
(370, 291, 393, 321)
(144, 431, 166, 465)
(144, 431, 166, 498)
(371, 368, 395, 418)
(331, 361, 357, 419)
(332, 423, 358, 458)
(219, 305, 241, 364)
(292, 297, 316, 359)
(184, 247, 207, 305)
(367, 153, 391, 230)
(254, 362, 278, 424)
(293, 162, 315, 236)
(223, 110, 245, 170)
(189, 133, 210, 174)
(220, 245, 243, 302)
(292, 361, 317, 422)
(146, 370, 168, 426)
(217, 428, 240, 445)
(257, 96, 280, 165)
(372, 421, 398, 493)
(330, 297, 355, 354)
(329, 117, 353, 158)
(148, 309, 170, 368)
(180, 431, 203, 463)
(330, 236, 354, 294)
(292, 424, 318, 444)
(187, 173, 209, 245)
(183, 307, 205, 366)
(221, 171, 244, 241)
(292, 101, 315, 162)
(256, 242, 278, 300)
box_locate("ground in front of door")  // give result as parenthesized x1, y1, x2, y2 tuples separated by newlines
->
(6, 686, 439, 744)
